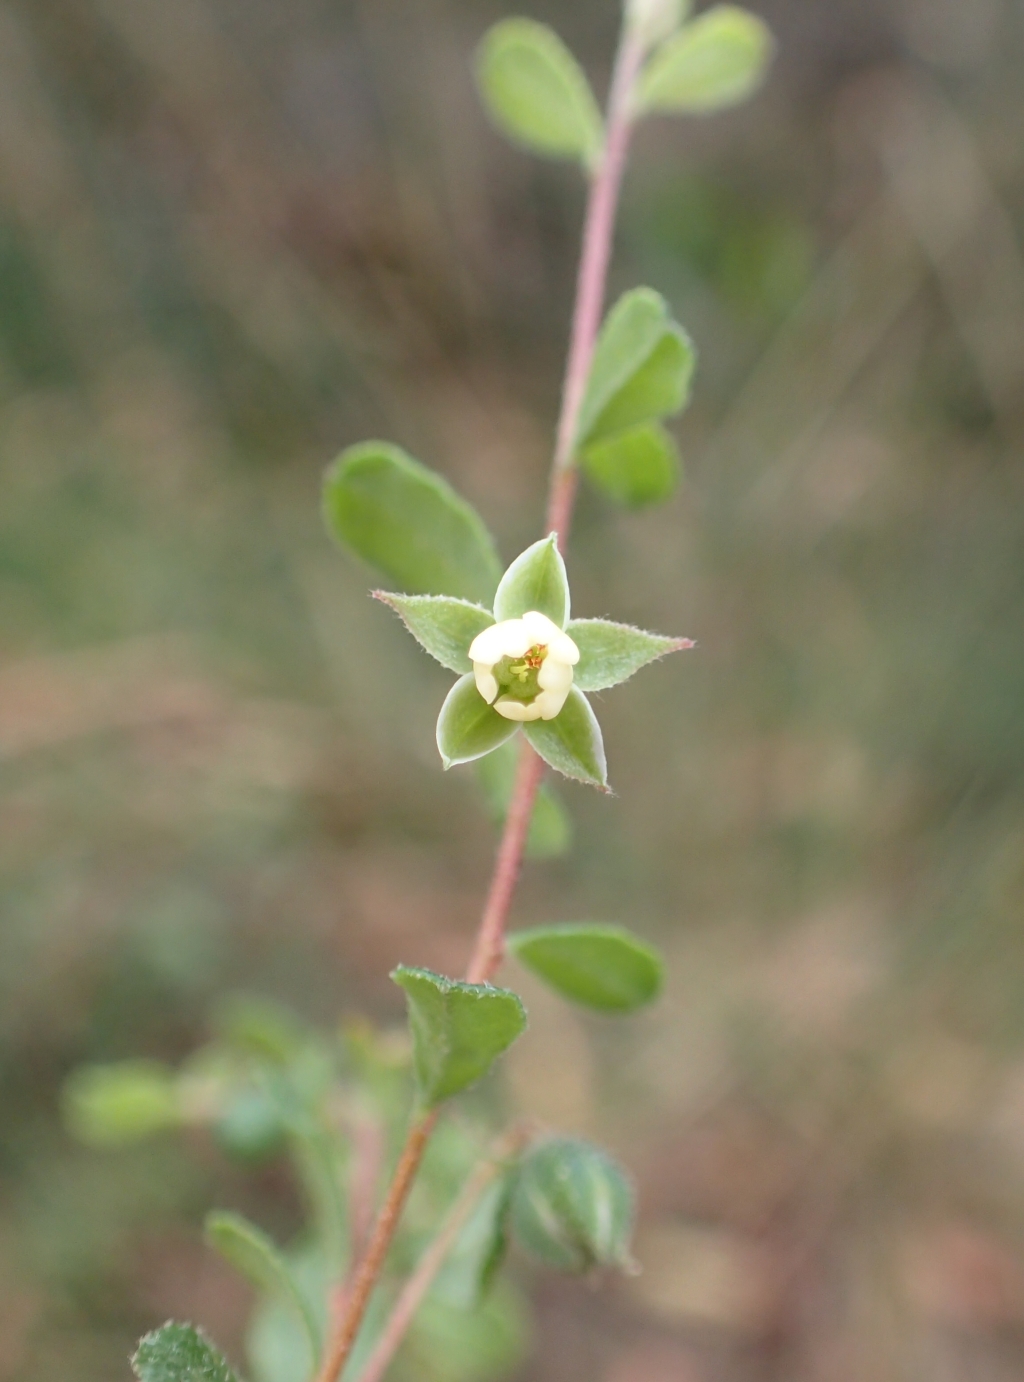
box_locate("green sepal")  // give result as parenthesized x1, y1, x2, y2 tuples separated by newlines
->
(375, 592, 495, 674)
(436, 674, 519, 769)
(132, 1323, 240, 1382)
(391, 966, 527, 1107)
(62, 1061, 181, 1147)
(577, 289, 695, 448)
(323, 441, 501, 604)
(204, 1211, 321, 1364)
(568, 618, 693, 692)
(507, 923, 664, 1012)
(475, 739, 572, 859)
(582, 421, 680, 507)
(523, 688, 607, 789)
(492, 535, 570, 629)
(475, 18, 603, 169)
(510, 1137, 635, 1273)
(636, 4, 774, 115)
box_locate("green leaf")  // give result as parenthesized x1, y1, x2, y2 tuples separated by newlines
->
(577, 289, 695, 447)
(132, 1323, 240, 1382)
(627, 0, 691, 47)
(323, 442, 501, 604)
(437, 674, 519, 769)
(374, 593, 495, 674)
(213, 1086, 287, 1164)
(391, 966, 527, 1107)
(204, 1212, 321, 1363)
(582, 421, 680, 507)
(508, 923, 664, 1012)
(62, 1061, 181, 1146)
(475, 740, 572, 859)
(568, 618, 693, 692)
(475, 19, 603, 169)
(510, 1137, 635, 1273)
(523, 688, 607, 789)
(492, 536, 570, 629)
(636, 4, 774, 114)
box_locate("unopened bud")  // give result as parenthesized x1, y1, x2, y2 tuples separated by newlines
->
(626, 0, 688, 48)
(511, 1136, 635, 1273)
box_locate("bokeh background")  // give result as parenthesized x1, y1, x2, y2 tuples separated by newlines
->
(3, 0, 1024, 1377)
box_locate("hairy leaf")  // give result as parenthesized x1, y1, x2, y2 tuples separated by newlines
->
(569, 618, 693, 691)
(392, 966, 527, 1106)
(492, 535, 570, 629)
(375, 592, 495, 674)
(323, 442, 501, 603)
(523, 687, 607, 789)
(436, 674, 519, 768)
(132, 1323, 240, 1382)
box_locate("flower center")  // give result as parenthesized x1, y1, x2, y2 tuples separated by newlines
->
(494, 643, 547, 702)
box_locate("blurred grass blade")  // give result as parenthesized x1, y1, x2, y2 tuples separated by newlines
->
(323, 442, 502, 603)
(62, 1061, 181, 1146)
(476, 18, 603, 169)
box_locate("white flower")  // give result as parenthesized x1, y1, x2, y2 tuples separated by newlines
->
(469, 610, 580, 722)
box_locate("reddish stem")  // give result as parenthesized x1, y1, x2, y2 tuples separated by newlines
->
(314, 25, 644, 1382)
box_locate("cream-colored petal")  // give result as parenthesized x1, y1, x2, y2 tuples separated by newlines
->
(549, 629, 580, 664)
(522, 610, 563, 644)
(537, 657, 573, 693)
(468, 621, 508, 665)
(473, 665, 498, 704)
(536, 686, 571, 720)
(494, 696, 543, 722)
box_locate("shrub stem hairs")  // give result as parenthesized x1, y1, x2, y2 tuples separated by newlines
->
(65, 5, 774, 1380)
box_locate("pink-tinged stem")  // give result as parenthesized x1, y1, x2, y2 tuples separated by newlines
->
(355, 1125, 533, 1382)
(315, 25, 644, 1382)
(546, 28, 645, 547)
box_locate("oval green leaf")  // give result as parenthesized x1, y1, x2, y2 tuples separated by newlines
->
(523, 687, 607, 789)
(577, 289, 695, 447)
(323, 441, 501, 604)
(204, 1211, 320, 1363)
(568, 618, 693, 692)
(508, 923, 664, 1012)
(62, 1061, 181, 1147)
(437, 673, 519, 769)
(636, 4, 774, 115)
(582, 421, 681, 507)
(476, 18, 603, 168)
(391, 966, 527, 1107)
(375, 592, 495, 674)
(492, 535, 570, 629)
(132, 1323, 240, 1382)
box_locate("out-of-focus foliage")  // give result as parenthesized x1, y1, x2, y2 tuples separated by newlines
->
(1, 0, 1024, 1379)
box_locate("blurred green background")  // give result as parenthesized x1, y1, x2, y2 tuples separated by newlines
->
(2, 0, 1024, 1378)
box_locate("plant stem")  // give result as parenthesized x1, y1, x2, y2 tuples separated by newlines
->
(355, 1125, 533, 1382)
(314, 23, 643, 1382)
